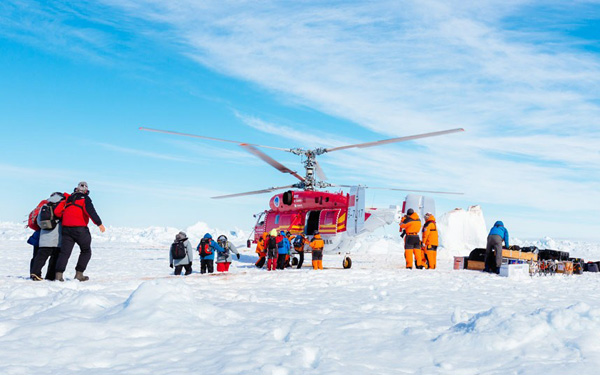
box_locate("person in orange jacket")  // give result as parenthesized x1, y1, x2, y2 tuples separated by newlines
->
(309, 232, 325, 270)
(255, 232, 267, 268)
(400, 208, 423, 269)
(421, 212, 439, 269)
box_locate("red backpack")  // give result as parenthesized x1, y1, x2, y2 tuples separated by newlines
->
(198, 238, 212, 257)
(27, 200, 48, 231)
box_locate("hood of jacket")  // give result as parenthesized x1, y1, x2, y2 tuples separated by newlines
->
(203, 233, 213, 239)
(494, 221, 504, 227)
(425, 215, 436, 222)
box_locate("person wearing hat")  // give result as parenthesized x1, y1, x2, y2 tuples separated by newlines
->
(309, 231, 325, 270)
(170, 231, 194, 275)
(276, 230, 291, 270)
(400, 208, 423, 269)
(216, 235, 240, 273)
(30, 192, 66, 281)
(266, 229, 279, 271)
(197, 233, 226, 274)
(54, 181, 105, 281)
(421, 213, 439, 269)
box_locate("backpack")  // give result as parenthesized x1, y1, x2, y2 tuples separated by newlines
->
(293, 235, 304, 248)
(268, 236, 277, 249)
(171, 240, 187, 260)
(28, 200, 48, 231)
(38, 203, 57, 230)
(198, 238, 212, 257)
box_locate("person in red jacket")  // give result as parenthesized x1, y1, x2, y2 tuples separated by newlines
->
(54, 181, 105, 281)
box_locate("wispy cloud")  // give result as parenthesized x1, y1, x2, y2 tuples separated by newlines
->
(97, 142, 198, 163)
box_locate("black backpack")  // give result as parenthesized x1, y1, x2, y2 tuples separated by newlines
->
(198, 238, 212, 257)
(38, 203, 57, 230)
(293, 235, 304, 248)
(171, 240, 187, 260)
(268, 236, 278, 249)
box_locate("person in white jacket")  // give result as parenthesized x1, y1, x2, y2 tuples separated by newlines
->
(216, 235, 240, 272)
(170, 231, 194, 276)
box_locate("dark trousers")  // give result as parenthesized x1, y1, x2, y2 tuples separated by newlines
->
(31, 247, 60, 280)
(277, 253, 287, 270)
(255, 256, 266, 268)
(485, 234, 504, 271)
(297, 251, 304, 269)
(30, 245, 39, 274)
(201, 259, 214, 274)
(174, 264, 192, 276)
(312, 250, 323, 261)
(56, 226, 92, 273)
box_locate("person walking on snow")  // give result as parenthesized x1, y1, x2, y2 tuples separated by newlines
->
(197, 233, 225, 274)
(421, 213, 439, 270)
(53, 182, 105, 282)
(170, 231, 194, 276)
(266, 229, 279, 271)
(309, 232, 325, 270)
(30, 192, 66, 281)
(485, 221, 509, 274)
(255, 233, 267, 268)
(400, 208, 423, 269)
(216, 234, 240, 273)
(276, 230, 291, 270)
(292, 233, 308, 269)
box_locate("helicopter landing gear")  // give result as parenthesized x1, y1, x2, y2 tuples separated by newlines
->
(343, 256, 352, 269)
(291, 256, 299, 266)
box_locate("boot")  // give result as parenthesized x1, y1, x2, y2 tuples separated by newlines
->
(74, 271, 89, 282)
(55, 272, 64, 282)
(30, 273, 43, 281)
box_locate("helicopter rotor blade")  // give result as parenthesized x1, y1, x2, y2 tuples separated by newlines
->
(314, 161, 328, 181)
(211, 185, 297, 199)
(139, 127, 292, 152)
(240, 144, 305, 182)
(333, 184, 464, 195)
(324, 128, 465, 153)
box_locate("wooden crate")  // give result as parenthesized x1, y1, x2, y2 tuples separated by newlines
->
(467, 260, 485, 271)
(502, 249, 538, 262)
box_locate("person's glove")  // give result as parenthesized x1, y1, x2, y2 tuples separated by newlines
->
(170, 263, 173, 268)
(236, 254, 240, 260)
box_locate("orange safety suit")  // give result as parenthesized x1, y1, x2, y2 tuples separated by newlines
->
(255, 233, 267, 268)
(422, 215, 439, 269)
(400, 212, 422, 269)
(309, 234, 325, 270)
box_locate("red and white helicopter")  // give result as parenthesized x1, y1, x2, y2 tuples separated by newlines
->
(140, 126, 464, 268)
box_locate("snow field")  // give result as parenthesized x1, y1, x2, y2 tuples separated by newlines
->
(2, 234, 600, 374)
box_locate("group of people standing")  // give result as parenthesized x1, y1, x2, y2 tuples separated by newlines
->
(400, 209, 439, 269)
(254, 229, 325, 271)
(27, 182, 105, 282)
(169, 232, 240, 276)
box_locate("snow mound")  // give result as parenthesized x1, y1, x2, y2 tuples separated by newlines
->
(437, 206, 487, 258)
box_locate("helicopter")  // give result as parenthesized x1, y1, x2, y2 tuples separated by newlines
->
(140, 126, 464, 268)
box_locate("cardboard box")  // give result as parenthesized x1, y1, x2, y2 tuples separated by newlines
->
(467, 260, 485, 271)
(556, 261, 573, 275)
(501, 249, 538, 262)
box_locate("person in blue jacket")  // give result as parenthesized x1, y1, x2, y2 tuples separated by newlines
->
(197, 233, 225, 274)
(485, 221, 509, 274)
(276, 230, 291, 270)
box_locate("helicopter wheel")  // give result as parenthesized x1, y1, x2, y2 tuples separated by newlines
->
(343, 256, 352, 269)
(291, 257, 299, 266)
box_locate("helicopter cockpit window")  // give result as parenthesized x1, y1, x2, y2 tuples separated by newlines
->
(275, 215, 280, 224)
(314, 197, 319, 204)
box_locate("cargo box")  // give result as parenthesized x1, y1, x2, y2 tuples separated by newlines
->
(453, 256, 467, 270)
(499, 263, 530, 278)
(467, 260, 485, 271)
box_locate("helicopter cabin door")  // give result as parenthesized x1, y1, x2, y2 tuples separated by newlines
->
(305, 211, 320, 235)
(347, 186, 366, 235)
(319, 209, 340, 235)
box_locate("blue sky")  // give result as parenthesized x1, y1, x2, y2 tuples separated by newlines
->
(1, 0, 599, 240)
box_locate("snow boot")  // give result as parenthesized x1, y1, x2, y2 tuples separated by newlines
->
(55, 272, 64, 282)
(74, 271, 89, 282)
(30, 273, 43, 281)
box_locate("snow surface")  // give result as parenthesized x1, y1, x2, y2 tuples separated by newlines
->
(2, 217, 600, 374)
